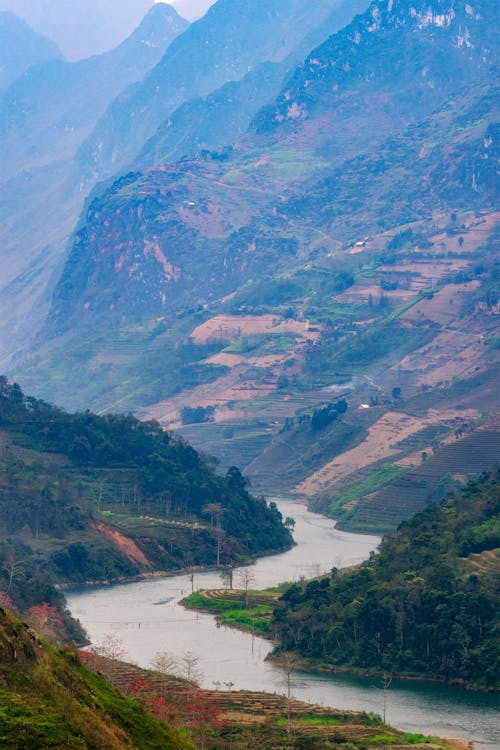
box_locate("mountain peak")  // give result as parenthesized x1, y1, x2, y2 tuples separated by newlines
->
(0, 11, 62, 91)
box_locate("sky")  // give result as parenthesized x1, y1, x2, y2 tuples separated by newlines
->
(158, 0, 216, 22)
(0, 1, 216, 60)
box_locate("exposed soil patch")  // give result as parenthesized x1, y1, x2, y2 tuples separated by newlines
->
(93, 522, 151, 569)
(394, 328, 486, 387)
(294, 408, 478, 496)
(190, 314, 319, 345)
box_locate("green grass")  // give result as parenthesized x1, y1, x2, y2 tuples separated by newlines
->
(404, 732, 439, 744)
(182, 591, 275, 636)
(276, 714, 341, 726)
(329, 463, 409, 513)
(225, 333, 297, 355)
(0, 608, 195, 750)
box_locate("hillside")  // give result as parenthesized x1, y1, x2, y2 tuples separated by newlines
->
(0, 4, 188, 182)
(76, 0, 358, 182)
(9, 0, 500, 534)
(0, 377, 291, 623)
(0, 606, 194, 749)
(272, 472, 500, 689)
(1, 605, 465, 750)
(0, 3, 188, 372)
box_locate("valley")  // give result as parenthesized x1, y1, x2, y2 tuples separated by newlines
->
(0, 1, 498, 746)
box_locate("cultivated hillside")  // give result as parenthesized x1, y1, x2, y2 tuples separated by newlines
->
(15, 0, 499, 533)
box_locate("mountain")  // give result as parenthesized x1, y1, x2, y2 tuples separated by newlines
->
(9, 0, 500, 534)
(0, 3, 188, 182)
(0, 0, 154, 61)
(0, 3, 188, 370)
(135, 61, 287, 167)
(0, 11, 61, 92)
(0, 608, 194, 750)
(272, 471, 500, 689)
(135, 0, 371, 169)
(40, 0, 498, 341)
(171, 0, 216, 21)
(76, 0, 358, 183)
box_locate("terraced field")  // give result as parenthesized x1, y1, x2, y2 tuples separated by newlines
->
(81, 654, 469, 750)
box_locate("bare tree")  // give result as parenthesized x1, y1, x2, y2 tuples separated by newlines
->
(237, 568, 255, 607)
(215, 527, 225, 566)
(2, 555, 24, 594)
(381, 672, 392, 723)
(92, 633, 126, 681)
(220, 562, 235, 590)
(276, 653, 300, 734)
(150, 650, 178, 698)
(187, 564, 196, 593)
(202, 502, 223, 529)
(92, 633, 126, 661)
(150, 650, 178, 674)
(179, 650, 202, 685)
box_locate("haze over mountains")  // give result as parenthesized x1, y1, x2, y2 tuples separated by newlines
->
(0, 0, 368, 370)
(1, 0, 499, 535)
(0, 2, 188, 368)
(77, 0, 363, 183)
(0, 11, 61, 92)
(0, 0, 154, 60)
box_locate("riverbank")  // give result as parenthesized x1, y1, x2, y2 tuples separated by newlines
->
(182, 587, 499, 694)
(58, 542, 295, 591)
(81, 651, 471, 750)
(66, 499, 499, 748)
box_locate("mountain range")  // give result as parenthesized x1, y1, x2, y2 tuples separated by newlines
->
(2, 0, 499, 535)
(0, 0, 154, 60)
(0, 2, 188, 369)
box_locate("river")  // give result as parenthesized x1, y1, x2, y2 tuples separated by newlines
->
(67, 499, 499, 749)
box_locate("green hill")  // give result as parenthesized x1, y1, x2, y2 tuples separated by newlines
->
(273, 472, 500, 689)
(0, 377, 291, 623)
(0, 606, 194, 750)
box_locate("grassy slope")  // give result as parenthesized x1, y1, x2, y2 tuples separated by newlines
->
(0, 607, 194, 750)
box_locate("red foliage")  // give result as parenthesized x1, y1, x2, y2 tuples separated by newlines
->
(78, 649, 101, 672)
(0, 592, 15, 609)
(122, 677, 225, 731)
(25, 602, 64, 637)
(183, 689, 225, 730)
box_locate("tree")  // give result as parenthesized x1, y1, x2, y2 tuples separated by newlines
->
(202, 502, 223, 529)
(2, 555, 24, 595)
(179, 651, 202, 684)
(237, 568, 255, 607)
(220, 562, 235, 590)
(284, 516, 296, 532)
(277, 653, 300, 734)
(25, 602, 64, 640)
(150, 650, 178, 699)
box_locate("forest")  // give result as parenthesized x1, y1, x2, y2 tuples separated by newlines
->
(0, 377, 292, 618)
(272, 472, 499, 689)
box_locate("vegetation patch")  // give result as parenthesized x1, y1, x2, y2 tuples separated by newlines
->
(273, 472, 500, 689)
